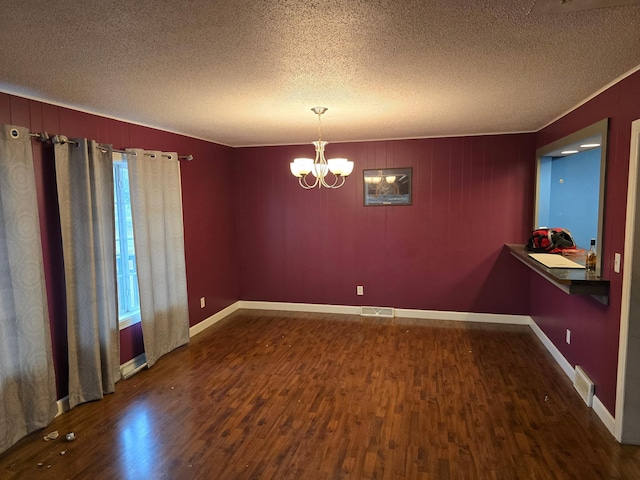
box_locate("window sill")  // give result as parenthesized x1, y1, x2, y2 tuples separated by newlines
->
(119, 312, 141, 331)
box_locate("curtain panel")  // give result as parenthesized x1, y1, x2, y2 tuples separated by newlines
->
(54, 139, 120, 409)
(126, 149, 189, 367)
(0, 125, 57, 454)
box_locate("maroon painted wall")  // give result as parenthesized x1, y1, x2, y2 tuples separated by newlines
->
(0, 92, 239, 398)
(234, 134, 535, 313)
(530, 69, 640, 414)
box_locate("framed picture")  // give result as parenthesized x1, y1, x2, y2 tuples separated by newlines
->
(363, 167, 412, 206)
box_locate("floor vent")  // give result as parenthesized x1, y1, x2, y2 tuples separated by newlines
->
(360, 306, 395, 318)
(574, 365, 595, 407)
(121, 353, 148, 380)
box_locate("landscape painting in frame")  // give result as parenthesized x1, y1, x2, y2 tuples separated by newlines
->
(363, 168, 412, 206)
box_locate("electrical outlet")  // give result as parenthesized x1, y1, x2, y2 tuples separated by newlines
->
(614, 253, 621, 274)
(200, 297, 205, 308)
(357, 285, 364, 296)
(566, 329, 571, 345)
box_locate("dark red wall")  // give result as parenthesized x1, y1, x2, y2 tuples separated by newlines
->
(530, 69, 640, 414)
(0, 92, 238, 397)
(234, 134, 535, 313)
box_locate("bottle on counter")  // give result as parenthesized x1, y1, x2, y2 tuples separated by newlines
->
(586, 238, 597, 272)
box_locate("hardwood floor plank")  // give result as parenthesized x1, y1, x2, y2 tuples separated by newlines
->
(2, 310, 640, 479)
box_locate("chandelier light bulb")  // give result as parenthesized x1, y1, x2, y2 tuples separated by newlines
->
(290, 158, 313, 177)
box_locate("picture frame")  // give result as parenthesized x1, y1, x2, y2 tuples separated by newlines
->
(363, 167, 412, 206)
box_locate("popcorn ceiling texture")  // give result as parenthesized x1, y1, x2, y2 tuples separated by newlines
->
(0, 0, 639, 146)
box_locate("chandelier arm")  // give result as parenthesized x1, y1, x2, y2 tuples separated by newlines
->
(300, 174, 318, 189)
(331, 175, 346, 189)
(320, 172, 339, 188)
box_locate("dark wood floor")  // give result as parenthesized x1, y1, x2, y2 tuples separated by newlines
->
(3, 310, 640, 479)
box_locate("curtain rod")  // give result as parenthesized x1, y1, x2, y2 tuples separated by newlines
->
(28, 131, 193, 161)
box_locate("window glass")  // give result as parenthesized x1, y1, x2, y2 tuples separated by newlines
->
(113, 152, 140, 329)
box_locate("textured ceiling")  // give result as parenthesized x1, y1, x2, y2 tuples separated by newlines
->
(1, 0, 639, 147)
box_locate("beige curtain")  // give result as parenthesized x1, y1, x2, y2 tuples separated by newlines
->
(126, 149, 189, 367)
(0, 125, 57, 454)
(54, 138, 120, 409)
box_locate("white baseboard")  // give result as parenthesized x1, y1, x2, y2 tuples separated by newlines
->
(528, 318, 616, 437)
(236, 301, 531, 324)
(593, 394, 616, 437)
(237, 300, 360, 315)
(189, 301, 242, 337)
(395, 308, 531, 325)
(528, 319, 575, 381)
(56, 396, 70, 417)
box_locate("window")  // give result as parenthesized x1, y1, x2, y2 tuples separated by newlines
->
(113, 152, 141, 329)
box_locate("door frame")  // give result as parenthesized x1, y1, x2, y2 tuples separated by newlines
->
(615, 118, 640, 442)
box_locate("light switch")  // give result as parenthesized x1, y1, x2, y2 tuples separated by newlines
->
(614, 253, 621, 274)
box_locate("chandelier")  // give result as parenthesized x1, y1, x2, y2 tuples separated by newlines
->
(289, 107, 354, 189)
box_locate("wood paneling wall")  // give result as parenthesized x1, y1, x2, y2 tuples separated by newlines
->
(233, 134, 535, 313)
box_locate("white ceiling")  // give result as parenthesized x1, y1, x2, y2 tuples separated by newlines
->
(1, 0, 639, 147)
